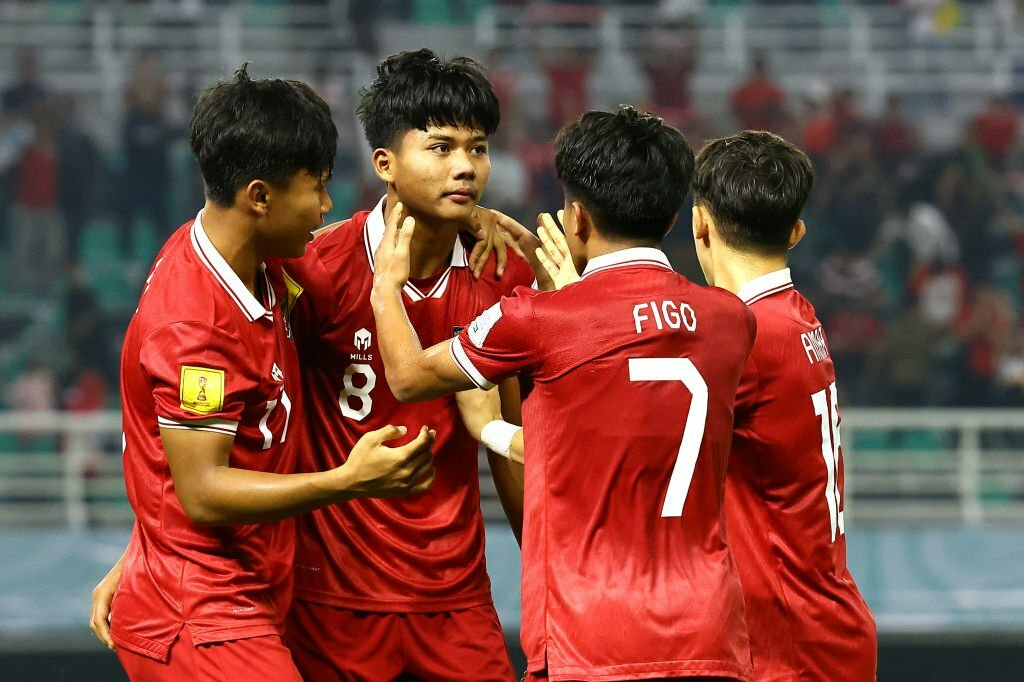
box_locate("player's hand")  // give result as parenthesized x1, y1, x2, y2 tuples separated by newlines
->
(455, 388, 503, 441)
(535, 211, 580, 290)
(372, 202, 416, 292)
(492, 210, 579, 291)
(339, 424, 436, 498)
(90, 554, 125, 651)
(467, 205, 508, 280)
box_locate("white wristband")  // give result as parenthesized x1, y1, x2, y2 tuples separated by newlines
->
(480, 420, 522, 459)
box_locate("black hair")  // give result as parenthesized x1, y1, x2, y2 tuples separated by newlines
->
(692, 130, 814, 256)
(554, 105, 694, 244)
(189, 63, 337, 207)
(356, 49, 500, 150)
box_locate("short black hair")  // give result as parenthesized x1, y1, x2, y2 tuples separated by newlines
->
(357, 49, 500, 150)
(190, 63, 337, 207)
(692, 130, 814, 256)
(554, 106, 694, 244)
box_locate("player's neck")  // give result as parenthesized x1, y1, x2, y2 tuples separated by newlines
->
(200, 202, 262, 294)
(583, 235, 659, 264)
(712, 248, 788, 296)
(383, 195, 460, 280)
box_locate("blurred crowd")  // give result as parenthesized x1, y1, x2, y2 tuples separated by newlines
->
(1, 5, 1023, 412)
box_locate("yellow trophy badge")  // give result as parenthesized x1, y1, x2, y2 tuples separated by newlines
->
(180, 366, 225, 415)
(280, 266, 304, 340)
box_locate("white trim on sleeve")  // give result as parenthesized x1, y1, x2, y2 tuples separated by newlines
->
(157, 415, 239, 436)
(450, 337, 496, 390)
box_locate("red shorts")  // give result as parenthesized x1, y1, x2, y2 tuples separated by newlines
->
(116, 627, 302, 682)
(287, 600, 516, 682)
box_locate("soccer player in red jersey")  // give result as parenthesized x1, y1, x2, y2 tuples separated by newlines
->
(691, 131, 877, 681)
(281, 50, 535, 681)
(90, 67, 435, 681)
(371, 106, 757, 682)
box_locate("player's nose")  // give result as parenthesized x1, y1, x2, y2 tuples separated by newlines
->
(450, 150, 476, 179)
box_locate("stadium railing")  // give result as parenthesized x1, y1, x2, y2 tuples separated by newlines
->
(1, 408, 1023, 528)
(0, 2, 1021, 127)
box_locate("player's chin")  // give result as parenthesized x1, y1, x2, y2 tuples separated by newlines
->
(436, 198, 477, 221)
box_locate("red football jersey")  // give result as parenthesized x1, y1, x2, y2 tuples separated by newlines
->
(112, 214, 302, 661)
(728, 269, 877, 681)
(452, 247, 756, 681)
(286, 199, 535, 611)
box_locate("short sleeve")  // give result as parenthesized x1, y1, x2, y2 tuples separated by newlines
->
(450, 287, 541, 390)
(140, 322, 258, 436)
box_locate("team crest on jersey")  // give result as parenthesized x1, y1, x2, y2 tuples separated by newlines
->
(354, 328, 372, 351)
(280, 267, 304, 340)
(180, 366, 225, 415)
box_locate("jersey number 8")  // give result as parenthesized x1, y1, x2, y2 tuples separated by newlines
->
(339, 363, 377, 421)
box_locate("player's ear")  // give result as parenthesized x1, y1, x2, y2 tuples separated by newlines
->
(571, 201, 589, 241)
(691, 205, 710, 243)
(372, 148, 394, 184)
(788, 219, 807, 250)
(245, 179, 270, 215)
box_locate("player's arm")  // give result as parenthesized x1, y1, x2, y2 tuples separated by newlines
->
(370, 202, 479, 401)
(162, 424, 435, 525)
(456, 383, 525, 543)
(90, 545, 127, 650)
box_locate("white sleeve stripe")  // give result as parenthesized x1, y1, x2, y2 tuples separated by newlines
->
(157, 416, 238, 435)
(450, 337, 496, 390)
(159, 424, 237, 436)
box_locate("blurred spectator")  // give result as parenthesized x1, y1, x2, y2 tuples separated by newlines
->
(1, 49, 47, 247)
(876, 195, 961, 270)
(10, 106, 64, 295)
(6, 357, 58, 452)
(872, 94, 920, 166)
(2, 49, 47, 117)
(639, 5, 701, 127)
(864, 305, 947, 406)
(118, 51, 173, 257)
(6, 356, 57, 413)
(972, 95, 1020, 169)
(542, 46, 594, 130)
(62, 367, 111, 413)
(56, 97, 99, 264)
(802, 95, 839, 162)
(64, 265, 114, 384)
(911, 260, 970, 330)
(954, 284, 1018, 405)
(730, 54, 786, 131)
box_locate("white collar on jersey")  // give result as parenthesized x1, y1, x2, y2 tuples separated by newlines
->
(190, 211, 275, 323)
(736, 267, 794, 305)
(363, 196, 469, 301)
(581, 246, 672, 278)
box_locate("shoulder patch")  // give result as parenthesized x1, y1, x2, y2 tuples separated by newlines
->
(468, 302, 503, 348)
(180, 366, 225, 415)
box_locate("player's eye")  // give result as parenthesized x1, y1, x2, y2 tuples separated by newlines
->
(430, 144, 450, 153)
(472, 145, 488, 155)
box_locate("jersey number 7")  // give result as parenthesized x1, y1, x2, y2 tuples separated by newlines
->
(628, 358, 708, 518)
